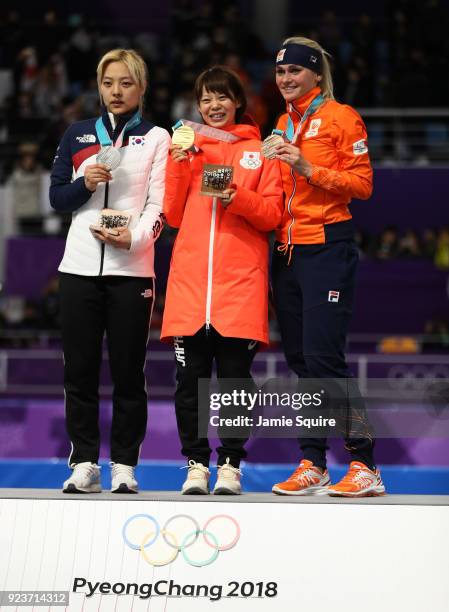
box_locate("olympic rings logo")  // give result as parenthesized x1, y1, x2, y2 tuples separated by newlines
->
(246, 159, 260, 168)
(387, 365, 449, 396)
(122, 513, 240, 567)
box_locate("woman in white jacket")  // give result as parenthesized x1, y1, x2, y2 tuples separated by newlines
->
(50, 48, 170, 494)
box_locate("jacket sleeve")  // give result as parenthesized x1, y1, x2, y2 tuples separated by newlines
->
(226, 157, 284, 231)
(162, 152, 192, 228)
(308, 105, 373, 201)
(49, 125, 93, 212)
(130, 129, 171, 254)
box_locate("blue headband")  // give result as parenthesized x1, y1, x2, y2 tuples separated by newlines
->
(276, 44, 323, 74)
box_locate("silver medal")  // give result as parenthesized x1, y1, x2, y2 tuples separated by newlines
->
(96, 146, 121, 171)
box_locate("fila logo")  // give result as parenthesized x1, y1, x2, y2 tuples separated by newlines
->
(174, 336, 186, 367)
(76, 134, 96, 143)
(328, 290, 340, 303)
(141, 288, 153, 298)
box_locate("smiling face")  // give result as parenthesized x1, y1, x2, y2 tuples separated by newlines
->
(198, 87, 241, 128)
(275, 64, 321, 103)
(100, 61, 143, 115)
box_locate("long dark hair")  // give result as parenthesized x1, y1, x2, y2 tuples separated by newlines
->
(194, 65, 247, 123)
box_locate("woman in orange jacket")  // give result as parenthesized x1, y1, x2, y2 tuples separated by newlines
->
(270, 37, 385, 497)
(161, 66, 283, 495)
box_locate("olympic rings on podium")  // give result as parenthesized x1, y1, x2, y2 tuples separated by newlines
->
(122, 513, 240, 567)
(181, 530, 219, 567)
(203, 515, 240, 551)
(122, 514, 159, 550)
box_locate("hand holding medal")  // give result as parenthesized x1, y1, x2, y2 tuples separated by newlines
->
(84, 163, 112, 192)
(274, 142, 313, 178)
(170, 123, 195, 162)
(261, 133, 285, 160)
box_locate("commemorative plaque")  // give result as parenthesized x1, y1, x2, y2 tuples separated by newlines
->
(200, 164, 234, 197)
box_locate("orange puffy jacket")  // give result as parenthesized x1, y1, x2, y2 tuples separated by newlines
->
(276, 86, 373, 245)
(161, 121, 284, 345)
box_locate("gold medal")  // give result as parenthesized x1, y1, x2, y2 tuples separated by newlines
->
(261, 134, 284, 159)
(172, 125, 195, 151)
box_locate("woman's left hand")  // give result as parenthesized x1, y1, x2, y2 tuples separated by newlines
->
(274, 143, 313, 178)
(219, 187, 237, 208)
(92, 226, 132, 250)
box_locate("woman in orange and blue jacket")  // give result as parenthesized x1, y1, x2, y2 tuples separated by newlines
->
(161, 66, 283, 495)
(270, 37, 385, 498)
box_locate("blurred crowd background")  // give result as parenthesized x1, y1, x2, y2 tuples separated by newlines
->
(0, 0, 448, 354)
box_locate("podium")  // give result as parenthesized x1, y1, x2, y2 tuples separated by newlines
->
(1, 489, 448, 611)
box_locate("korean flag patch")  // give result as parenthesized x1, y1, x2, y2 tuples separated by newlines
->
(130, 136, 146, 146)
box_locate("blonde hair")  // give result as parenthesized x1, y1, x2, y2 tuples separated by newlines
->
(97, 48, 148, 112)
(282, 36, 334, 101)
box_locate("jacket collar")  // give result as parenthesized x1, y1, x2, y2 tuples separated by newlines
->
(101, 107, 139, 139)
(288, 86, 322, 117)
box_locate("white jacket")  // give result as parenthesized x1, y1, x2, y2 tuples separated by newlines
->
(50, 112, 170, 277)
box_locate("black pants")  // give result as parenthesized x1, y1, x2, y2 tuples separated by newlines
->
(59, 272, 154, 466)
(174, 326, 258, 468)
(272, 240, 375, 470)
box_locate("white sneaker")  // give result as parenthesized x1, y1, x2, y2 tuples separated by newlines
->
(110, 463, 138, 494)
(181, 460, 210, 495)
(213, 458, 242, 495)
(63, 462, 101, 493)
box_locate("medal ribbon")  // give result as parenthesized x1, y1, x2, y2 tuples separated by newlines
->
(172, 119, 241, 144)
(95, 111, 142, 149)
(285, 94, 325, 143)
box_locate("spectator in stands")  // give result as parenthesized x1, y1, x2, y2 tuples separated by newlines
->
(423, 317, 449, 352)
(422, 228, 437, 259)
(270, 36, 385, 498)
(7, 143, 42, 234)
(49, 48, 170, 495)
(39, 275, 60, 330)
(375, 226, 400, 259)
(34, 53, 68, 117)
(398, 228, 422, 258)
(434, 227, 449, 269)
(170, 88, 202, 124)
(354, 228, 371, 259)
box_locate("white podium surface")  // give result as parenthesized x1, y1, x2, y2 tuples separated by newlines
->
(0, 491, 448, 611)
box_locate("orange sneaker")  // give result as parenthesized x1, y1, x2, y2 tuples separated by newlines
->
(327, 461, 386, 497)
(272, 460, 331, 496)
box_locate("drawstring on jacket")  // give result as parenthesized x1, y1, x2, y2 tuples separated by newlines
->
(277, 243, 294, 265)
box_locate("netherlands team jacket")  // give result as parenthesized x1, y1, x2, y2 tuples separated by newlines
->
(161, 120, 284, 345)
(49, 109, 170, 277)
(276, 86, 373, 245)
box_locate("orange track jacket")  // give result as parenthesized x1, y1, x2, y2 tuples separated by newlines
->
(161, 121, 284, 345)
(276, 86, 373, 245)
